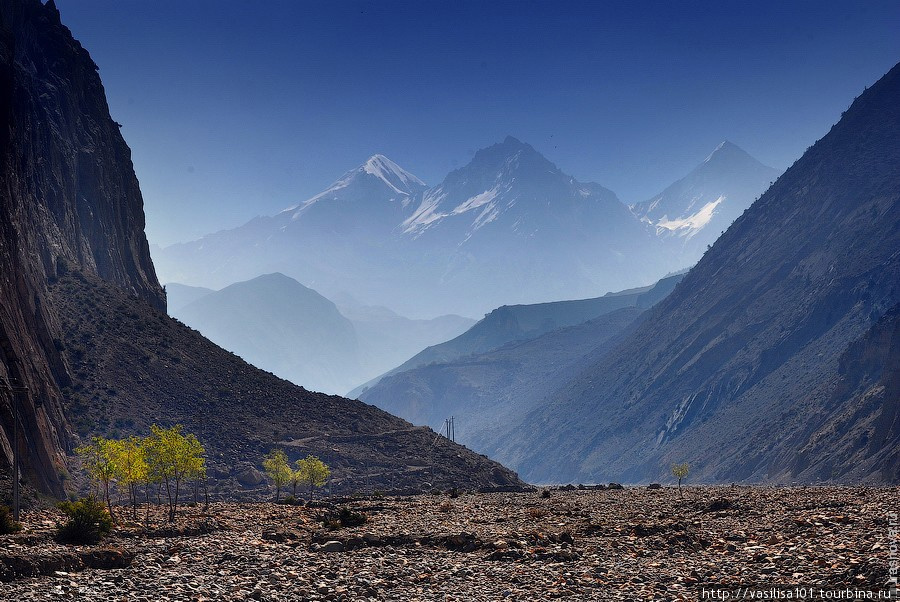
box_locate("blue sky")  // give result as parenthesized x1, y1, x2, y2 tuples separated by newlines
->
(55, 0, 900, 246)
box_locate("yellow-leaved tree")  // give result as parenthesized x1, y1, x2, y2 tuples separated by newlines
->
(671, 462, 690, 496)
(295, 455, 330, 501)
(113, 435, 148, 519)
(262, 449, 292, 501)
(76, 436, 120, 521)
(143, 424, 205, 522)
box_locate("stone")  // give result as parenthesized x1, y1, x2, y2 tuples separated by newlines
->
(320, 541, 345, 553)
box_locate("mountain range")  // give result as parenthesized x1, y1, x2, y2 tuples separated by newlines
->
(168, 273, 473, 395)
(355, 274, 686, 451)
(486, 62, 900, 484)
(0, 0, 520, 498)
(154, 137, 777, 318)
(5, 0, 897, 500)
(350, 273, 684, 397)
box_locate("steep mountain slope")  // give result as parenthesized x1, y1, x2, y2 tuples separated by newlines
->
(350, 274, 685, 397)
(390, 136, 680, 315)
(498, 63, 900, 484)
(0, 0, 164, 495)
(50, 268, 521, 494)
(172, 274, 362, 395)
(360, 307, 644, 454)
(787, 302, 900, 482)
(0, 0, 522, 496)
(154, 138, 680, 318)
(630, 141, 781, 257)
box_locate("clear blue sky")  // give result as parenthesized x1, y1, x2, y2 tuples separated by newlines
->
(55, 0, 900, 247)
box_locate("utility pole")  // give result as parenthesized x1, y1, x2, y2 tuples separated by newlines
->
(442, 417, 456, 443)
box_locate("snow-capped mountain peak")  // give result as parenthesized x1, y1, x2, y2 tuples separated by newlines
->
(704, 140, 731, 162)
(703, 140, 759, 167)
(630, 141, 781, 247)
(400, 136, 623, 241)
(363, 154, 426, 194)
(283, 154, 426, 219)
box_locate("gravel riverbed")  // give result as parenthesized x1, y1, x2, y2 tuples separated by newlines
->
(1, 486, 897, 601)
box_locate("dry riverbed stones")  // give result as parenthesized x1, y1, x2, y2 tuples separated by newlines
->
(0, 486, 896, 600)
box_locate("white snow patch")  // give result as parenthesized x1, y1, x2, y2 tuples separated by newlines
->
(451, 187, 499, 215)
(401, 190, 448, 235)
(472, 203, 499, 229)
(656, 195, 725, 238)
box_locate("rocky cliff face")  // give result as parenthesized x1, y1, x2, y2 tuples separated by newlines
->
(0, 0, 521, 497)
(1, 0, 164, 495)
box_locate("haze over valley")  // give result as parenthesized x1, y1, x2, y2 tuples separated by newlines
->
(2, 2, 900, 597)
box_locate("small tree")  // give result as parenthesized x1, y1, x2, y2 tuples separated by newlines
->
(295, 455, 330, 501)
(76, 436, 120, 521)
(262, 449, 292, 501)
(144, 424, 206, 522)
(113, 435, 148, 519)
(671, 462, 690, 496)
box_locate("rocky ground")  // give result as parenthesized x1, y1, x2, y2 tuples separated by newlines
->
(1, 486, 897, 601)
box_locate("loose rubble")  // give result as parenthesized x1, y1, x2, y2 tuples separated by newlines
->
(1, 486, 896, 600)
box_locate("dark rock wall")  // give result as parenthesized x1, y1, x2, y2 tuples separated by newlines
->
(0, 0, 164, 495)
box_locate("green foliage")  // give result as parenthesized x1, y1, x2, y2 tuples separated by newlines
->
(671, 462, 690, 495)
(114, 435, 148, 518)
(76, 435, 120, 520)
(262, 449, 292, 501)
(294, 455, 330, 501)
(143, 424, 206, 521)
(56, 496, 113, 544)
(0, 505, 22, 534)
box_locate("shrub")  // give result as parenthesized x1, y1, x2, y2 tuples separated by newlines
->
(321, 507, 368, 529)
(338, 507, 367, 527)
(56, 496, 113, 544)
(0, 505, 22, 534)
